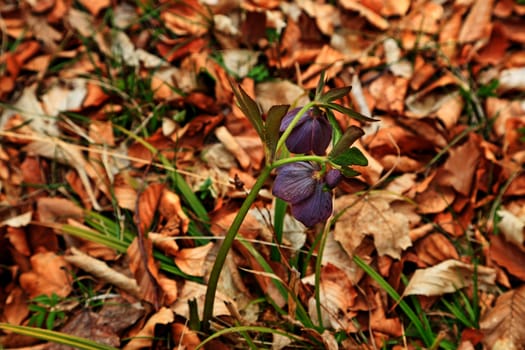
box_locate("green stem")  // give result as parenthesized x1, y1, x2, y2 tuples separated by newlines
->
(314, 222, 331, 328)
(202, 165, 273, 331)
(272, 155, 326, 168)
(275, 102, 316, 155)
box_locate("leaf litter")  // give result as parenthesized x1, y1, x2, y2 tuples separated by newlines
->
(0, 0, 524, 348)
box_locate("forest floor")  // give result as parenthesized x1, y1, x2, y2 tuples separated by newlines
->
(1, 1, 525, 349)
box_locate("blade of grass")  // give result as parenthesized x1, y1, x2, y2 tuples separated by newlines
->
(353, 256, 435, 347)
(113, 125, 209, 224)
(196, 325, 308, 350)
(0, 323, 118, 350)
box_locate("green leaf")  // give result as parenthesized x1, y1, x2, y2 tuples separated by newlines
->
(265, 104, 289, 160)
(330, 147, 368, 166)
(329, 125, 364, 158)
(314, 70, 326, 100)
(339, 167, 361, 178)
(231, 83, 265, 139)
(322, 102, 377, 122)
(319, 86, 352, 103)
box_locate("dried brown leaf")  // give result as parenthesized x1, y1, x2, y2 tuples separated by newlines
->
(414, 233, 460, 267)
(65, 248, 141, 299)
(489, 234, 525, 281)
(174, 242, 214, 277)
(480, 286, 525, 350)
(403, 259, 496, 296)
(37, 197, 83, 223)
(303, 264, 359, 332)
(127, 238, 162, 306)
(334, 193, 412, 259)
(458, 0, 495, 43)
(19, 251, 72, 298)
(123, 307, 174, 350)
(137, 183, 164, 233)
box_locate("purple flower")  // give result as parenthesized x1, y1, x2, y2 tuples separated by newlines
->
(280, 107, 332, 155)
(272, 162, 335, 226)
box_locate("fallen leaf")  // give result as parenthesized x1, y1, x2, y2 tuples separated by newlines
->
(303, 264, 359, 332)
(171, 281, 233, 319)
(414, 233, 460, 267)
(497, 208, 525, 247)
(127, 238, 162, 306)
(174, 242, 214, 277)
(137, 183, 165, 233)
(78, 0, 110, 16)
(37, 197, 83, 223)
(480, 286, 525, 350)
(19, 251, 72, 298)
(65, 248, 141, 299)
(123, 307, 174, 350)
(458, 0, 495, 43)
(403, 259, 496, 296)
(436, 134, 482, 196)
(334, 193, 412, 259)
(489, 234, 525, 281)
(1, 211, 32, 227)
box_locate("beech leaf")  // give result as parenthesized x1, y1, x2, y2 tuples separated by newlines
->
(480, 286, 525, 350)
(404, 259, 496, 296)
(334, 193, 412, 259)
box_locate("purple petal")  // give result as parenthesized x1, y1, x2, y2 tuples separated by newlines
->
(285, 127, 313, 154)
(272, 162, 317, 204)
(325, 169, 342, 189)
(280, 107, 308, 132)
(310, 118, 332, 155)
(291, 184, 333, 226)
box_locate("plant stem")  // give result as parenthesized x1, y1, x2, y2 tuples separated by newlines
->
(272, 155, 326, 168)
(275, 102, 316, 155)
(202, 165, 273, 331)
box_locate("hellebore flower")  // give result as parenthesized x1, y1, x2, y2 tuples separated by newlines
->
(280, 107, 332, 155)
(273, 162, 340, 226)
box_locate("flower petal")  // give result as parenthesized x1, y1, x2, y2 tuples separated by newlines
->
(325, 169, 342, 189)
(285, 126, 313, 154)
(310, 117, 332, 155)
(291, 184, 333, 226)
(280, 107, 308, 132)
(272, 162, 317, 204)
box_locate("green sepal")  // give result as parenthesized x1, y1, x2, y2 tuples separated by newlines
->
(232, 83, 265, 139)
(320, 102, 377, 122)
(265, 104, 290, 160)
(340, 167, 361, 178)
(319, 86, 352, 103)
(329, 125, 364, 158)
(326, 109, 343, 146)
(330, 147, 368, 166)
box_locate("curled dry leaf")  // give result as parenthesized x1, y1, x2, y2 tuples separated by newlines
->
(174, 242, 214, 277)
(458, 0, 495, 43)
(137, 183, 164, 233)
(65, 248, 141, 299)
(303, 264, 359, 332)
(497, 208, 525, 248)
(19, 251, 72, 298)
(123, 307, 174, 350)
(403, 259, 496, 297)
(480, 286, 525, 350)
(171, 281, 233, 319)
(436, 133, 482, 196)
(489, 234, 525, 281)
(127, 237, 163, 306)
(414, 233, 460, 267)
(37, 197, 83, 223)
(159, 189, 190, 234)
(334, 193, 412, 259)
